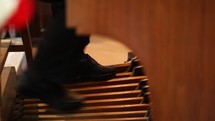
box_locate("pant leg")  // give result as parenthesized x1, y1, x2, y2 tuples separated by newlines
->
(31, 5, 89, 83)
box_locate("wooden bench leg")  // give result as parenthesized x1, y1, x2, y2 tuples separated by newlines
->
(20, 24, 33, 68)
(8, 23, 34, 68)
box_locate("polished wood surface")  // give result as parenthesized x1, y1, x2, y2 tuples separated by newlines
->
(67, 0, 215, 121)
(1, 67, 16, 121)
(0, 40, 11, 75)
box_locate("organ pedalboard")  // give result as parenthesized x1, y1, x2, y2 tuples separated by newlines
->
(13, 52, 152, 121)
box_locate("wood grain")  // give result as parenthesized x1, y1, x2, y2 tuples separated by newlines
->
(1, 67, 16, 121)
(67, 0, 215, 120)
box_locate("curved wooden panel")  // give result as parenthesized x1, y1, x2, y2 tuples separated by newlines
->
(66, 0, 215, 121)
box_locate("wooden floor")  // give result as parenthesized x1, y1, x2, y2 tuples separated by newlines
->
(86, 34, 132, 65)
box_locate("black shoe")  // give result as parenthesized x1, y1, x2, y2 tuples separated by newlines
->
(75, 54, 116, 81)
(16, 70, 83, 111)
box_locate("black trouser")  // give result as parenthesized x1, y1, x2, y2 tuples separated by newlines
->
(31, 2, 90, 82)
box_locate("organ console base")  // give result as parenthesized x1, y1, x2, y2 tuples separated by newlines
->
(10, 55, 152, 121)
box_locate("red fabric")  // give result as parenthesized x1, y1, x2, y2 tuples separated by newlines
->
(5, 0, 35, 29)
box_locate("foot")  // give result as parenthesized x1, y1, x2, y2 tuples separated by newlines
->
(16, 70, 83, 111)
(75, 54, 116, 81)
